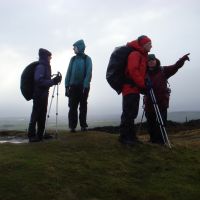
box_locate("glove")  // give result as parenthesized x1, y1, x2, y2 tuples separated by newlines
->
(180, 53, 190, 62)
(53, 74, 62, 85)
(176, 53, 190, 68)
(140, 89, 147, 95)
(83, 88, 89, 96)
(65, 86, 70, 97)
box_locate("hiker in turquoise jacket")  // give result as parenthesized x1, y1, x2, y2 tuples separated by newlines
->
(65, 39, 92, 132)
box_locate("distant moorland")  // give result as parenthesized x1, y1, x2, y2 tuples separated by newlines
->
(0, 111, 200, 131)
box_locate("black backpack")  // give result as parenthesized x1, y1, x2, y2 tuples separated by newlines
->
(20, 61, 39, 101)
(106, 46, 136, 94)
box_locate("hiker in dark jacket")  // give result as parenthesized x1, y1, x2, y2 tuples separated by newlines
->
(144, 53, 190, 144)
(28, 48, 62, 142)
(65, 39, 92, 132)
(119, 35, 152, 145)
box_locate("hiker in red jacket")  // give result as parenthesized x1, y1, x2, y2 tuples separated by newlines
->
(144, 53, 190, 144)
(119, 35, 152, 145)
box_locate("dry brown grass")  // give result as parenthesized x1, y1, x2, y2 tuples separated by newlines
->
(137, 128, 200, 148)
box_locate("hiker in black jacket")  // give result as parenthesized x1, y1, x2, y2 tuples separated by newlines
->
(28, 48, 62, 142)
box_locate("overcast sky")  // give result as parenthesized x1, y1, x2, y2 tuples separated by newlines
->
(0, 0, 199, 119)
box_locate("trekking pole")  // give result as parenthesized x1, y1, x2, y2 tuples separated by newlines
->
(44, 84, 56, 135)
(137, 100, 145, 133)
(147, 76, 172, 148)
(55, 84, 59, 139)
(55, 71, 62, 138)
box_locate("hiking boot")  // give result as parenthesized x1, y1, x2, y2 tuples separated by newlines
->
(151, 140, 165, 145)
(29, 136, 41, 143)
(118, 137, 142, 146)
(81, 127, 87, 132)
(70, 129, 76, 133)
(43, 133, 53, 139)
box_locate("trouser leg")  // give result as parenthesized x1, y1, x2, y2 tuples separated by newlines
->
(159, 109, 168, 143)
(79, 88, 89, 128)
(28, 103, 37, 138)
(120, 93, 140, 142)
(145, 109, 167, 143)
(145, 111, 157, 142)
(28, 95, 48, 140)
(28, 97, 41, 138)
(68, 86, 80, 130)
(37, 95, 48, 139)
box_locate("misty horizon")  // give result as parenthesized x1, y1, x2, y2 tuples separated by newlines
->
(0, 0, 199, 119)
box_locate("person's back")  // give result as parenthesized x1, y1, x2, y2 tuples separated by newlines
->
(65, 39, 92, 132)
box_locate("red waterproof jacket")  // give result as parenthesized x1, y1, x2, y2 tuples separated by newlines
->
(144, 58, 185, 112)
(122, 40, 148, 96)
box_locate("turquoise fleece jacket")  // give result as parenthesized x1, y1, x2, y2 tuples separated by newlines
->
(65, 40, 92, 88)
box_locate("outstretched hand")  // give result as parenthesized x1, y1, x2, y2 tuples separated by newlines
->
(181, 53, 190, 62)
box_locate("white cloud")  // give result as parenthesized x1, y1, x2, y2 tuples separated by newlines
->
(0, 0, 200, 118)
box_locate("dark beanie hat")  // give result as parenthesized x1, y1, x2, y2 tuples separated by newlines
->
(148, 54, 156, 61)
(38, 48, 52, 57)
(138, 35, 151, 46)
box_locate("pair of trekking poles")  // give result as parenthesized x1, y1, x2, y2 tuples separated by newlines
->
(139, 75, 172, 148)
(44, 72, 61, 139)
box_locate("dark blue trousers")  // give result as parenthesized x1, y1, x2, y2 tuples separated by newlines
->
(28, 95, 48, 139)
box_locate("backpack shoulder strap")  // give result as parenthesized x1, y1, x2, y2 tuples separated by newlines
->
(83, 54, 88, 79)
(68, 56, 76, 81)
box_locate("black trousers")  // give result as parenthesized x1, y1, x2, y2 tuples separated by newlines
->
(28, 95, 48, 139)
(120, 93, 140, 141)
(68, 86, 89, 129)
(145, 109, 167, 143)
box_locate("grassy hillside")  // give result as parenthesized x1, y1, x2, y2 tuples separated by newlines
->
(0, 130, 200, 200)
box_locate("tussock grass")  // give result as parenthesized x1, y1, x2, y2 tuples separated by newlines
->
(0, 130, 200, 200)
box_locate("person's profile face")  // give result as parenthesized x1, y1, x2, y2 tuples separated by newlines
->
(48, 55, 52, 62)
(148, 59, 157, 68)
(143, 42, 152, 52)
(73, 46, 79, 54)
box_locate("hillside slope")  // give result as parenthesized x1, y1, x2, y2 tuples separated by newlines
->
(0, 130, 200, 200)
